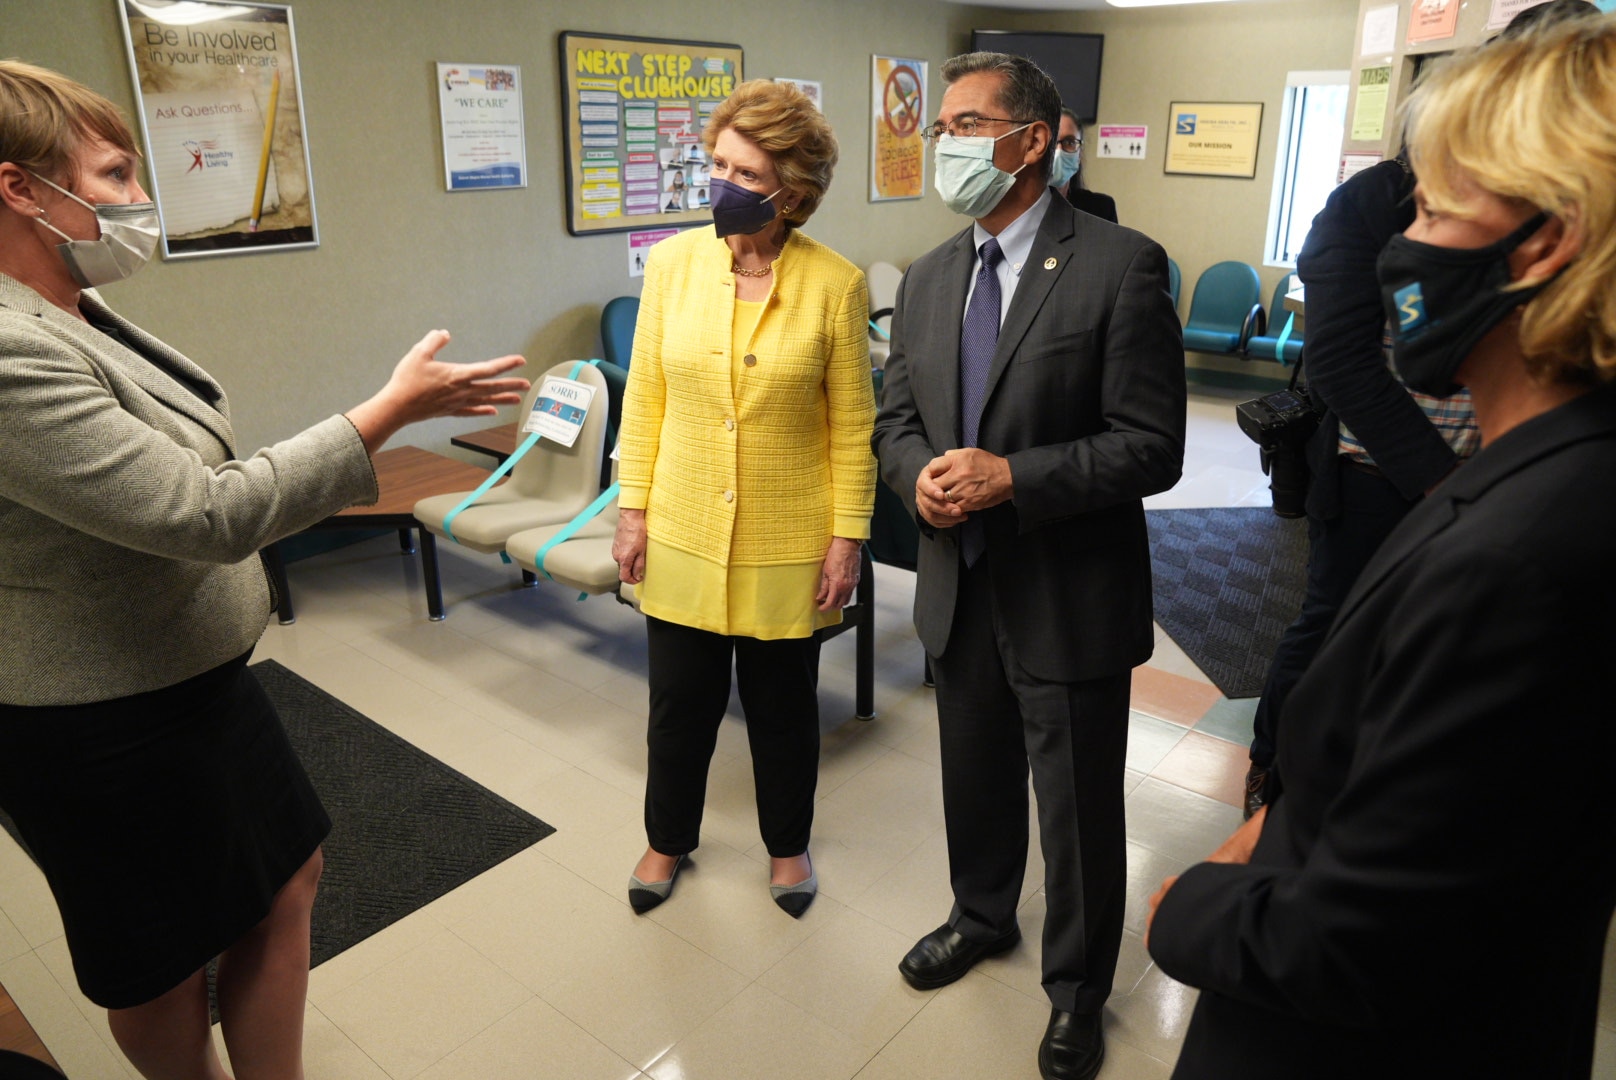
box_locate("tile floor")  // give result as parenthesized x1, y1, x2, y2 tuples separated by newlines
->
(3, 389, 1612, 1079)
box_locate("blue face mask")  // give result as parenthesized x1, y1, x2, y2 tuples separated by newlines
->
(933, 125, 1030, 219)
(709, 177, 782, 238)
(1049, 148, 1080, 190)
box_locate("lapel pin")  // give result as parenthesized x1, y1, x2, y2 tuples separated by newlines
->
(1043, 257, 1058, 270)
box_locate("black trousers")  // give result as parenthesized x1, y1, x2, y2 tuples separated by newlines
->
(930, 558, 1131, 1016)
(643, 616, 821, 858)
(1249, 458, 1414, 772)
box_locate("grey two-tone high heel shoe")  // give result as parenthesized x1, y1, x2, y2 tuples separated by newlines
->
(770, 854, 817, 918)
(628, 853, 686, 914)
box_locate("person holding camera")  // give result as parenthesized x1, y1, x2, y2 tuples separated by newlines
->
(1240, 0, 1602, 822)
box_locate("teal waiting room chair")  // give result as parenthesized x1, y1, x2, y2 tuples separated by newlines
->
(1181, 260, 1262, 356)
(601, 296, 639, 369)
(1167, 257, 1182, 314)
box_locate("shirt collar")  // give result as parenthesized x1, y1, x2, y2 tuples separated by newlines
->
(973, 186, 1051, 277)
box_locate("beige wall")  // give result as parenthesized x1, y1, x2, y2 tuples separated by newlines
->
(977, 0, 1359, 380)
(10, 0, 982, 452)
(11, 0, 1361, 448)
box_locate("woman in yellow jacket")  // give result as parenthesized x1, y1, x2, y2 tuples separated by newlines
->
(613, 80, 875, 918)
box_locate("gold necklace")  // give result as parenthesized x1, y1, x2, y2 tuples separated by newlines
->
(731, 255, 778, 278)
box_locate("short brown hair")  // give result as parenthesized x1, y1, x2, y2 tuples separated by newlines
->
(1406, 16, 1616, 386)
(702, 80, 837, 230)
(941, 52, 1062, 181)
(0, 60, 139, 188)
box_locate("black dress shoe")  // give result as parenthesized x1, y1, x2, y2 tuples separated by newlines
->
(898, 923, 1019, 990)
(1243, 761, 1270, 821)
(1039, 1008, 1104, 1080)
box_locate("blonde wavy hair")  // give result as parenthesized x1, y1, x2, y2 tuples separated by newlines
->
(702, 80, 837, 231)
(0, 60, 139, 188)
(1404, 15, 1616, 386)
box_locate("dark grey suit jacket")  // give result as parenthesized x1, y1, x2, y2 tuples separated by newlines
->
(872, 192, 1185, 681)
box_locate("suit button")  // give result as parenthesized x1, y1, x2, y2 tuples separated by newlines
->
(723, 490, 734, 503)
(743, 354, 757, 367)
(724, 418, 735, 431)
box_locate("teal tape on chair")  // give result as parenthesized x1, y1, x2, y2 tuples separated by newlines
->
(1244, 276, 1305, 365)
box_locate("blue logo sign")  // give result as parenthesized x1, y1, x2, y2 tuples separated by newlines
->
(1176, 114, 1197, 135)
(1394, 283, 1426, 335)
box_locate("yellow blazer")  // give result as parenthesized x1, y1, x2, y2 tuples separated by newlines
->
(619, 226, 875, 571)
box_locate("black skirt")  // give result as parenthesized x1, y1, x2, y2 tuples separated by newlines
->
(0, 652, 330, 1009)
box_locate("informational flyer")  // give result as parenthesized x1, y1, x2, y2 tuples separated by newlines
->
(1351, 67, 1392, 143)
(773, 77, 822, 112)
(1408, 0, 1461, 44)
(1163, 103, 1263, 179)
(1339, 152, 1383, 183)
(522, 376, 596, 447)
(558, 32, 742, 236)
(118, 0, 318, 258)
(870, 56, 926, 202)
(437, 63, 526, 191)
(1360, 3, 1400, 56)
(627, 227, 679, 278)
(1097, 125, 1148, 160)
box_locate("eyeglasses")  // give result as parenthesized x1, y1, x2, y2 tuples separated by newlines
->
(920, 116, 1036, 142)
(1057, 136, 1083, 153)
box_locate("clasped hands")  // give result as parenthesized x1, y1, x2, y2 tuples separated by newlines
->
(914, 448, 1014, 529)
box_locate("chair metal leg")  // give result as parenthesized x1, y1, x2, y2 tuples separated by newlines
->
(521, 569, 539, 587)
(398, 528, 416, 555)
(418, 528, 446, 621)
(263, 542, 296, 625)
(855, 545, 875, 720)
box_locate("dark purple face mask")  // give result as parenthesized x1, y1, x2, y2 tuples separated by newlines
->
(709, 177, 781, 238)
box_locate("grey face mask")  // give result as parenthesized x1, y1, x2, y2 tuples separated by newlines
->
(30, 172, 160, 288)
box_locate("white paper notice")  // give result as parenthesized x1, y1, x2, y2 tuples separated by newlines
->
(142, 87, 279, 237)
(1361, 4, 1399, 56)
(1487, 0, 1554, 30)
(522, 377, 596, 447)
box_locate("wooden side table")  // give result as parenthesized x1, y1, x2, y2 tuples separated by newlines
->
(267, 446, 499, 622)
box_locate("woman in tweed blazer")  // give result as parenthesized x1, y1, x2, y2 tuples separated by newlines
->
(613, 81, 876, 918)
(0, 62, 525, 1079)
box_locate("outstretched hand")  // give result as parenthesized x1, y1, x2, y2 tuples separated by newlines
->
(346, 330, 528, 453)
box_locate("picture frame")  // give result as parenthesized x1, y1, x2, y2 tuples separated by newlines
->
(1163, 101, 1264, 179)
(117, 0, 320, 258)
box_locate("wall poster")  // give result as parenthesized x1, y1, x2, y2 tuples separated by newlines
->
(870, 55, 926, 202)
(558, 31, 742, 237)
(1163, 101, 1263, 179)
(437, 63, 526, 192)
(772, 77, 823, 112)
(118, 0, 318, 259)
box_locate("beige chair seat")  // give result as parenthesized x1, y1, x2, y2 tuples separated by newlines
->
(415, 486, 588, 554)
(506, 513, 622, 595)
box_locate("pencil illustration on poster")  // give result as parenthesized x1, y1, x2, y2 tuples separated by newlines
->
(118, 0, 320, 258)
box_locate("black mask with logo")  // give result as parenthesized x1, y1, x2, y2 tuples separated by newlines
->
(1376, 211, 1555, 396)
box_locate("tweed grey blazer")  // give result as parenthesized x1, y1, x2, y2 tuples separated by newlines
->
(0, 272, 377, 706)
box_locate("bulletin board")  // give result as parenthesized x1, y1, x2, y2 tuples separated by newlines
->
(558, 31, 743, 236)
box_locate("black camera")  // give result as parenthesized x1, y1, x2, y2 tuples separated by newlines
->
(1237, 386, 1320, 519)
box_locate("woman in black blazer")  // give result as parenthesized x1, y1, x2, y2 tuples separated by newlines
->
(1054, 109, 1116, 224)
(1146, 16, 1616, 1079)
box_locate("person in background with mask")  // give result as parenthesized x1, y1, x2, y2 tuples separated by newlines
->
(872, 51, 1184, 1080)
(1146, 15, 1616, 1078)
(0, 61, 528, 1080)
(1054, 107, 1117, 224)
(612, 79, 874, 920)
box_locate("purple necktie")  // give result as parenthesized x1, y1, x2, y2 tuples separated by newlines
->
(958, 238, 1002, 567)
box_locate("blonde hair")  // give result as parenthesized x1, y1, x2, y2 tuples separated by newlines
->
(1403, 16, 1616, 386)
(702, 80, 837, 230)
(0, 60, 139, 189)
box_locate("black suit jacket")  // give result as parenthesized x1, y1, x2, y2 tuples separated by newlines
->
(1149, 386, 1616, 1079)
(872, 192, 1185, 681)
(1065, 185, 1119, 225)
(1299, 159, 1458, 519)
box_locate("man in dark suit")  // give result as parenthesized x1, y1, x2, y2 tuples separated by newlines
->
(872, 51, 1185, 1080)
